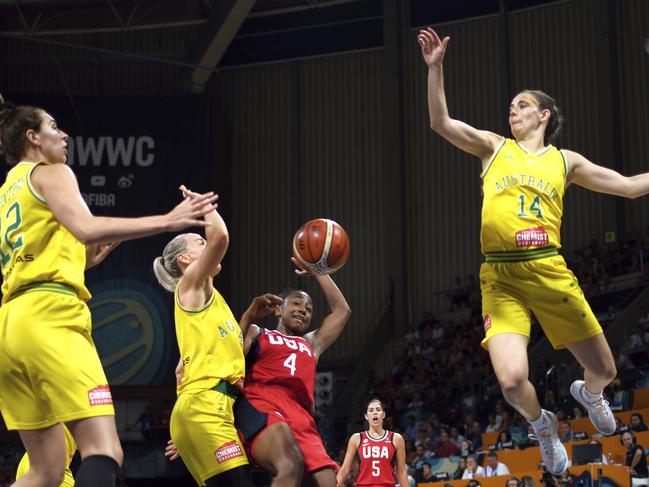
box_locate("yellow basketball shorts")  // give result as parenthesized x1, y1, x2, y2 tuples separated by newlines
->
(480, 254, 602, 350)
(171, 389, 248, 485)
(0, 289, 114, 430)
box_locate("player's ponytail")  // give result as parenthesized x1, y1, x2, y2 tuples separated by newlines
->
(0, 95, 45, 165)
(153, 234, 188, 292)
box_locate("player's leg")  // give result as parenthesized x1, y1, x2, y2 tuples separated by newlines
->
(531, 256, 616, 435)
(488, 333, 566, 475)
(567, 334, 616, 395)
(67, 416, 122, 487)
(481, 263, 539, 419)
(13, 425, 67, 487)
(250, 422, 304, 487)
(481, 262, 566, 475)
(282, 407, 337, 485)
(205, 465, 253, 487)
(567, 334, 617, 435)
(487, 333, 540, 420)
(308, 467, 336, 487)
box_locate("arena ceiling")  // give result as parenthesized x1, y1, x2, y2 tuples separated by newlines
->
(0, 0, 562, 89)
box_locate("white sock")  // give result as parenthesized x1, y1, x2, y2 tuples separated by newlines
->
(529, 410, 549, 431)
(581, 384, 603, 404)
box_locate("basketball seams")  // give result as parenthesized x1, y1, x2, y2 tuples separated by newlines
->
(292, 218, 349, 275)
(307, 220, 325, 263)
(316, 220, 334, 270)
(292, 235, 312, 272)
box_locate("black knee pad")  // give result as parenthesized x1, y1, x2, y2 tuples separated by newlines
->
(74, 455, 120, 487)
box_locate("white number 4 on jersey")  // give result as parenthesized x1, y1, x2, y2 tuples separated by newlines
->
(283, 353, 297, 376)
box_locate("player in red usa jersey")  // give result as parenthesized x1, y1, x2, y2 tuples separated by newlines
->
(236, 258, 351, 487)
(336, 399, 409, 487)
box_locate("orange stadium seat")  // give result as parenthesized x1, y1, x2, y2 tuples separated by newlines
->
(569, 408, 649, 437)
(417, 464, 630, 487)
(633, 389, 649, 409)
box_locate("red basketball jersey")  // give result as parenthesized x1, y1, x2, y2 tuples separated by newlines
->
(356, 430, 397, 486)
(245, 328, 316, 411)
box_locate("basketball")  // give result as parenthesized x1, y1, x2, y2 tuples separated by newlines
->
(292, 218, 350, 275)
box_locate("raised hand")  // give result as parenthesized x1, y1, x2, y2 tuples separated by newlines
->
(291, 256, 312, 277)
(244, 293, 283, 320)
(165, 190, 218, 231)
(417, 27, 450, 68)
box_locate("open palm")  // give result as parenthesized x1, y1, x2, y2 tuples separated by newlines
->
(418, 27, 450, 68)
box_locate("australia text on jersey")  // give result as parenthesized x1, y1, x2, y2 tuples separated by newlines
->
(0, 179, 23, 209)
(493, 173, 559, 200)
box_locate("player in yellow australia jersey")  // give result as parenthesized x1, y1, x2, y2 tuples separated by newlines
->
(418, 29, 649, 476)
(16, 425, 77, 486)
(153, 186, 252, 487)
(0, 96, 217, 487)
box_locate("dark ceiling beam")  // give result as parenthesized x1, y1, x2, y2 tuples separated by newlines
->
(183, 0, 256, 93)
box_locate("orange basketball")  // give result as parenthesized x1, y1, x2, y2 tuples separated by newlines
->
(292, 218, 350, 275)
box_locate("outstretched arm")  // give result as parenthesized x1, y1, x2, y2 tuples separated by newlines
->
(304, 272, 351, 360)
(566, 150, 649, 198)
(32, 163, 217, 245)
(418, 27, 501, 162)
(336, 433, 360, 487)
(394, 433, 410, 487)
(176, 186, 229, 309)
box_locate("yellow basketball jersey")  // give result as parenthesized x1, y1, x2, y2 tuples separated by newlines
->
(175, 286, 245, 394)
(16, 424, 76, 484)
(0, 162, 90, 303)
(480, 139, 567, 256)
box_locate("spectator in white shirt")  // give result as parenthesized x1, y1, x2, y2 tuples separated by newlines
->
(462, 455, 486, 479)
(485, 452, 510, 477)
(486, 413, 500, 433)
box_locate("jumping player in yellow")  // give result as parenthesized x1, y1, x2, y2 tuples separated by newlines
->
(0, 97, 217, 487)
(153, 187, 252, 487)
(418, 28, 649, 476)
(16, 425, 77, 486)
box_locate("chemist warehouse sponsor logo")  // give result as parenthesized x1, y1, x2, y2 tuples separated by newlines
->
(215, 441, 244, 463)
(66, 135, 155, 208)
(515, 226, 548, 248)
(88, 385, 113, 406)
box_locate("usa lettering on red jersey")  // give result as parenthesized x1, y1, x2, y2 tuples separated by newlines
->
(245, 329, 316, 410)
(356, 430, 397, 486)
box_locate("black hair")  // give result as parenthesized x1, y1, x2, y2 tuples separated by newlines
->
(280, 288, 311, 302)
(0, 95, 46, 165)
(366, 398, 386, 411)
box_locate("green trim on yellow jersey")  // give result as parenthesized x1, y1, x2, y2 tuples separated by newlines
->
(175, 287, 216, 313)
(515, 141, 553, 157)
(485, 246, 559, 263)
(559, 150, 568, 176)
(480, 138, 506, 179)
(10, 281, 78, 301)
(21, 162, 47, 204)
